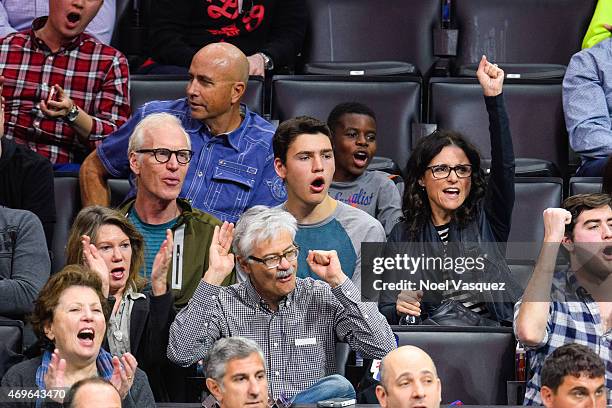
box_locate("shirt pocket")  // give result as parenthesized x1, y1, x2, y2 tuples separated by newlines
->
(208, 160, 258, 219)
(288, 342, 326, 384)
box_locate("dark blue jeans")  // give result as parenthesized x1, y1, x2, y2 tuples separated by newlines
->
(291, 374, 356, 404)
(576, 157, 608, 177)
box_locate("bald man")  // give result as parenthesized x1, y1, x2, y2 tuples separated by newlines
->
(65, 378, 121, 408)
(375, 346, 442, 408)
(80, 42, 285, 223)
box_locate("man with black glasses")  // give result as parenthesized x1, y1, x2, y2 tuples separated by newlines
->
(119, 112, 233, 308)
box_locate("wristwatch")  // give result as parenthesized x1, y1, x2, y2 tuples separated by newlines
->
(65, 104, 79, 123)
(258, 52, 274, 71)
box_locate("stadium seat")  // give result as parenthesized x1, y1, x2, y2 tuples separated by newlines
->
(428, 77, 568, 177)
(271, 75, 422, 170)
(109, 179, 131, 208)
(453, 0, 596, 69)
(129, 75, 265, 115)
(302, 0, 439, 77)
(507, 177, 563, 263)
(393, 326, 515, 405)
(52, 177, 81, 274)
(569, 177, 603, 196)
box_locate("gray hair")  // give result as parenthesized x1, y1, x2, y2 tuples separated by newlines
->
(205, 337, 266, 387)
(232, 206, 298, 258)
(127, 112, 191, 157)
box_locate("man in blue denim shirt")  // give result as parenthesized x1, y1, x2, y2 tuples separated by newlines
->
(79, 42, 285, 223)
(563, 37, 612, 177)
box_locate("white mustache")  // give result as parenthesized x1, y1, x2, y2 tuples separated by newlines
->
(276, 267, 295, 279)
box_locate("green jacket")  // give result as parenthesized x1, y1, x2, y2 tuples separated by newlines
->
(120, 198, 235, 308)
(583, 0, 612, 49)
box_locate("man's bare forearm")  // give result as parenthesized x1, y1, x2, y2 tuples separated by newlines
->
(79, 150, 111, 206)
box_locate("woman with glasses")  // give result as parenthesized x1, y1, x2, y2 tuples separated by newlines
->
(380, 56, 521, 325)
(65, 206, 177, 402)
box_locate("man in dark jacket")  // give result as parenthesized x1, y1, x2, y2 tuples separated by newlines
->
(147, 0, 306, 76)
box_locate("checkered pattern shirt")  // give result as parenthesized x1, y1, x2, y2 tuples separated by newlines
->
(0, 17, 130, 164)
(514, 268, 612, 405)
(168, 277, 396, 399)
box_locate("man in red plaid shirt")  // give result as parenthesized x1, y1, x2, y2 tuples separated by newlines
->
(0, 0, 130, 168)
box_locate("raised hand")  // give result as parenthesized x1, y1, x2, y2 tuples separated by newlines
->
(203, 222, 235, 285)
(44, 349, 67, 401)
(82, 235, 110, 297)
(306, 250, 347, 288)
(476, 55, 504, 97)
(110, 352, 138, 399)
(150, 229, 173, 296)
(542, 208, 572, 243)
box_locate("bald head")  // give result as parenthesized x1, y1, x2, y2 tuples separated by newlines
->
(193, 43, 250, 84)
(381, 346, 438, 387)
(376, 346, 441, 408)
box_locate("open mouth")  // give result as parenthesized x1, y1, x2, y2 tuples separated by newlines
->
(110, 267, 125, 280)
(443, 187, 460, 197)
(276, 268, 293, 282)
(353, 151, 369, 167)
(77, 328, 95, 343)
(310, 177, 325, 193)
(67, 12, 81, 24)
(603, 246, 612, 257)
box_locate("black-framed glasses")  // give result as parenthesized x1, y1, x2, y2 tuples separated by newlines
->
(249, 245, 300, 269)
(426, 164, 472, 179)
(136, 148, 194, 164)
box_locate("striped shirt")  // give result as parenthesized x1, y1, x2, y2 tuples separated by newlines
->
(0, 17, 130, 163)
(167, 277, 396, 399)
(436, 222, 487, 314)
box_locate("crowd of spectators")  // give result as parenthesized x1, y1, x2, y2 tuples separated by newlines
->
(0, 0, 611, 407)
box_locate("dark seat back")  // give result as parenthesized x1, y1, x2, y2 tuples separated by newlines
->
(52, 177, 81, 274)
(129, 75, 265, 115)
(428, 78, 568, 177)
(271, 75, 421, 170)
(453, 0, 596, 67)
(108, 179, 132, 208)
(393, 326, 515, 405)
(569, 177, 603, 196)
(303, 0, 439, 76)
(508, 177, 563, 262)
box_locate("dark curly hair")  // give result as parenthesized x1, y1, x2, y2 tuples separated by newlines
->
(541, 343, 604, 392)
(402, 129, 486, 239)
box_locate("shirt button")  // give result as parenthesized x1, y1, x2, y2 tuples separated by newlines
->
(346, 291, 351, 295)
(274, 371, 280, 376)
(211, 295, 216, 299)
(364, 314, 369, 319)
(273, 342, 278, 348)
(198, 171, 203, 177)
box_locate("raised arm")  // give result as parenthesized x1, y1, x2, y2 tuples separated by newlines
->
(167, 223, 235, 366)
(514, 208, 570, 346)
(477, 55, 515, 242)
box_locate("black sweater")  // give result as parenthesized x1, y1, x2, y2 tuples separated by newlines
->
(0, 138, 55, 249)
(150, 0, 307, 69)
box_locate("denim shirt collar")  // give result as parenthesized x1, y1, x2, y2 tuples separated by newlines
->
(199, 104, 250, 152)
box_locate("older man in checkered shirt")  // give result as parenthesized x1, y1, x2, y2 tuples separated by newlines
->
(514, 193, 612, 405)
(0, 0, 130, 168)
(168, 205, 396, 403)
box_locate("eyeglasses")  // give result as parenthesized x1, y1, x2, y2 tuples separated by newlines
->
(136, 148, 194, 164)
(426, 164, 472, 179)
(248, 245, 300, 269)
